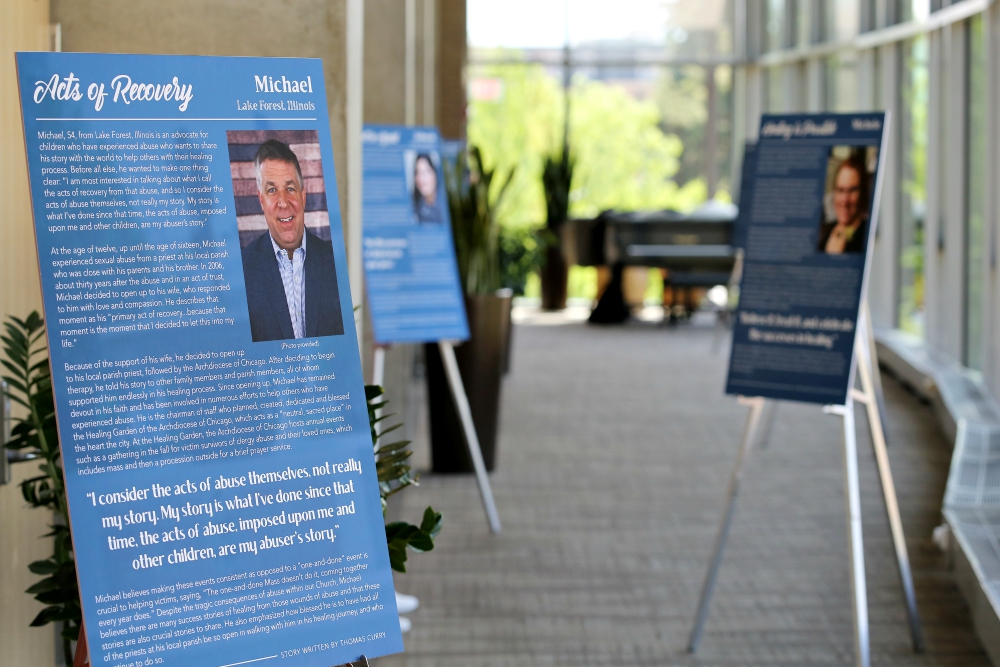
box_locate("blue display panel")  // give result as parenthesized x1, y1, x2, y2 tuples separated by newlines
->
(362, 125, 469, 344)
(725, 113, 887, 405)
(16, 52, 402, 666)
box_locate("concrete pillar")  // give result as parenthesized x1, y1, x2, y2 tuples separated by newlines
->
(923, 28, 944, 350)
(436, 0, 466, 139)
(364, 0, 406, 125)
(348, 0, 365, 347)
(1, 3, 62, 664)
(985, 2, 1000, 392)
(923, 23, 967, 360)
(805, 57, 825, 112)
(51, 0, 351, 223)
(423, 0, 437, 126)
(706, 66, 718, 197)
(360, 0, 456, 432)
(0, 0, 48, 323)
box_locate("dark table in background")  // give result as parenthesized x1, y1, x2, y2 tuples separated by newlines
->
(564, 201, 739, 322)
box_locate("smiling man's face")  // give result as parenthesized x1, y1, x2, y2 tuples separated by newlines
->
(258, 159, 307, 255)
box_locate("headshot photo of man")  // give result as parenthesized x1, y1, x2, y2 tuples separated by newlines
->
(817, 147, 877, 255)
(239, 138, 344, 342)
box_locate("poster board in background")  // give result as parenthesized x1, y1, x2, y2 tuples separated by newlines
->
(730, 142, 757, 251)
(725, 113, 888, 405)
(362, 125, 469, 344)
(440, 139, 465, 170)
(17, 52, 402, 666)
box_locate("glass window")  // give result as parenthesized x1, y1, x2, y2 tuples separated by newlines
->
(795, 0, 812, 47)
(766, 0, 787, 52)
(890, 0, 912, 25)
(911, 0, 931, 21)
(766, 66, 781, 111)
(467, 0, 735, 57)
(468, 0, 569, 50)
(466, 0, 738, 304)
(899, 36, 928, 336)
(965, 15, 987, 368)
(825, 0, 860, 42)
(824, 52, 858, 112)
(662, 0, 736, 60)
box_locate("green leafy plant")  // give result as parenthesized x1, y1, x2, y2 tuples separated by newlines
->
(541, 144, 574, 232)
(539, 145, 574, 259)
(499, 224, 543, 296)
(1, 312, 80, 665)
(366, 385, 442, 572)
(538, 144, 575, 309)
(444, 145, 515, 296)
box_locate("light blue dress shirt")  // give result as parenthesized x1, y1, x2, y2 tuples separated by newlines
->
(270, 232, 306, 339)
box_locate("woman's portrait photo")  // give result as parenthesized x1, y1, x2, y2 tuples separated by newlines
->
(817, 145, 879, 254)
(407, 150, 444, 224)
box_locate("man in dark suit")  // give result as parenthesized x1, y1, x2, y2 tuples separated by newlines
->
(242, 139, 344, 342)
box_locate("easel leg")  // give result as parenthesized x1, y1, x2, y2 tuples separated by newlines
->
(756, 400, 779, 450)
(839, 398, 871, 667)
(862, 300, 891, 445)
(372, 346, 386, 387)
(438, 341, 502, 534)
(372, 346, 387, 426)
(73, 621, 90, 667)
(709, 312, 727, 354)
(710, 249, 744, 353)
(372, 347, 423, 619)
(688, 396, 766, 653)
(854, 327, 925, 652)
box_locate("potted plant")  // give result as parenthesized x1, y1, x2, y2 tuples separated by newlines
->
(1, 313, 79, 666)
(3, 313, 440, 664)
(540, 142, 574, 311)
(367, 383, 442, 572)
(427, 146, 513, 472)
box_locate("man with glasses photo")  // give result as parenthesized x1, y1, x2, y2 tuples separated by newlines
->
(817, 153, 871, 255)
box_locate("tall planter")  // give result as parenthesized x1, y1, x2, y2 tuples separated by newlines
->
(540, 245, 568, 311)
(426, 291, 511, 472)
(541, 141, 573, 312)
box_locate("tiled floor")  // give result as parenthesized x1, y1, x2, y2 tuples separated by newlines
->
(380, 318, 989, 666)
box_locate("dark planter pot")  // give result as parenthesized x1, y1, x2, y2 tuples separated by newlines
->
(426, 291, 512, 473)
(540, 244, 568, 311)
